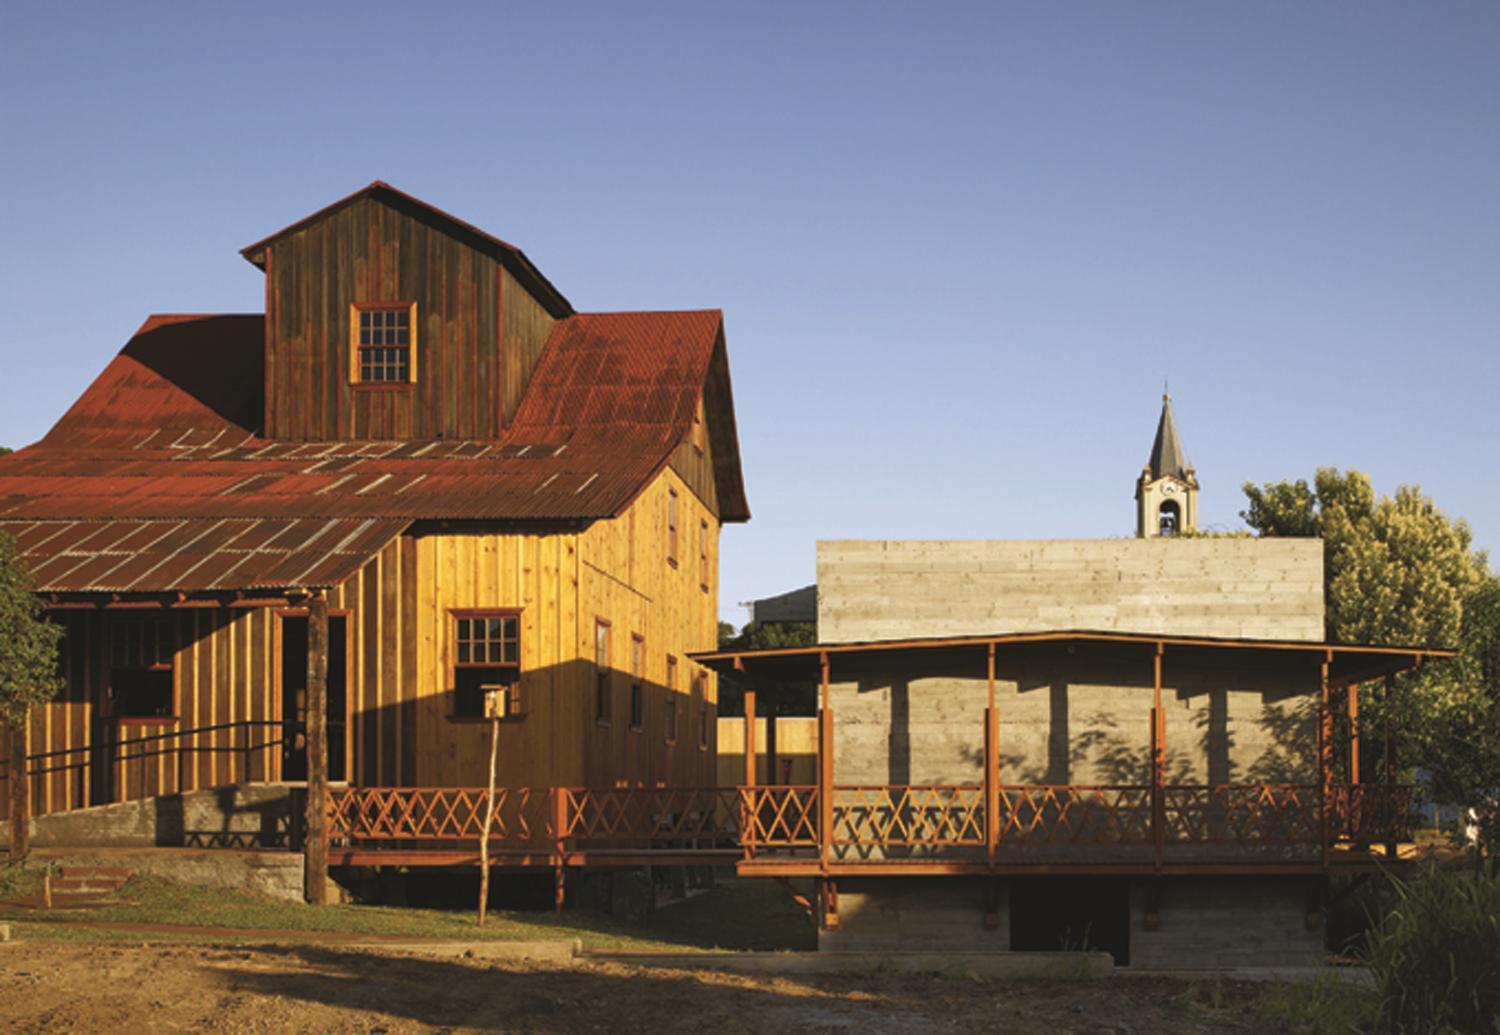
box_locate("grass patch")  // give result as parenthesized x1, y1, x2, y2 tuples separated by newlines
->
(1253, 974, 1374, 1035)
(0, 861, 41, 900)
(4, 872, 812, 953)
(639, 877, 815, 952)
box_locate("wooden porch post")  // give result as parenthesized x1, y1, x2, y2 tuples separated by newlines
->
(985, 642, 998, 869)
(303, 590, 330, 905)
(7, 717, 30, 860)
(819, 652, 832, 876)
(1319, 652, 1333, 866)
(1383, 673, 1398, 860)
(743, 689, 757, 788)
(1347, 681, 1360, 786)
(1152, 642, 1165, 870)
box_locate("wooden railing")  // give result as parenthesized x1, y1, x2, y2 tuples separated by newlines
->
(327, 786, 742, 854)
(328, 786, 549, 843)
(5, 719, 287, 814)
(324, 781, 1414, 865)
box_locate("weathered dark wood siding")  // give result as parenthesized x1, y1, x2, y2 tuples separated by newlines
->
(263, 196, 555, 441)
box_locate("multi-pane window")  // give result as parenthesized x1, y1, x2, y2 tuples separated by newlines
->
(352, 304, 416, 384)
(629, 634, 645, 731)
(452, 612, 521, 719)
(667, 488, 679, 566)
(693, 672, 708, 750)
(109, 617, 175, 718)
(594, 619, 612, 724)
(665, 655, 679, 743)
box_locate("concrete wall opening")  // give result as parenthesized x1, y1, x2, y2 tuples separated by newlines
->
(1009, 877, 1130, 965)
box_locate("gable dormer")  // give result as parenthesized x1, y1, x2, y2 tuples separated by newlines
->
(241, 182, 573, 441)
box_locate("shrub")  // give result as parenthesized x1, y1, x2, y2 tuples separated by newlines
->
(1365, 863, 1500, 1034)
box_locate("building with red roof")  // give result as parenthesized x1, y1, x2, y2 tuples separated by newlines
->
(0, 184, 749, 894)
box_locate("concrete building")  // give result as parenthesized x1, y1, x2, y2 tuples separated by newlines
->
(696, 400, 1436, 969)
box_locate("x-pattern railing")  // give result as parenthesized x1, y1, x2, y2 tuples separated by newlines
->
(742, 786, 820, 846)
(1163, 784, 1320, 845)
(325, 781, 1414, 862)
(998, 784, 1154, 843)
(831, 785, 986, 846)
(1329, 783, 1414, 844)
(328, 786, 545, 843)
(558, 787, 740, 846)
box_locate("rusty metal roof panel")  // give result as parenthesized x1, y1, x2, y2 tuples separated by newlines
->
(1, 518, 407, 593)
(0, 302, 749, 589)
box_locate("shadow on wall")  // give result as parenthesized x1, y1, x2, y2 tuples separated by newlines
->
(859, 642, 1322, 787)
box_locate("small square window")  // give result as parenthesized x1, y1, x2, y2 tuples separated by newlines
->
(452, 611, 521, 720)
(352, 303, 417, 384)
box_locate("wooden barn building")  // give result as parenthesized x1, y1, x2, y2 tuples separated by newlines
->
(0, 183, 748, 896)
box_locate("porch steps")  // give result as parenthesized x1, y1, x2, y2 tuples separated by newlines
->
(5, 866, 138, 910)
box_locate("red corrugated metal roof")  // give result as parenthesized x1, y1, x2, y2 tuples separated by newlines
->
(0, 303, 748, 591)
(1, 517, 406, 593)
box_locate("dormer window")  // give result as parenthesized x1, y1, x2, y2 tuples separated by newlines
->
(350, 302, 418, 384)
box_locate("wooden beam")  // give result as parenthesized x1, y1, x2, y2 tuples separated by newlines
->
(986, 642, 998, 869)
(818, 652, 832, 874)
(303, 590, 330, 905)
(1320, 652, 1333, 868)
(1151, 642, 1167, 871)
(1347, 681, 1360, 786)
(743, 690, 757, 789)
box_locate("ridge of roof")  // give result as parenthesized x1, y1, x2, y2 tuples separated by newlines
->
(0, 306, 750, 525)
(238, 181, 573, 319)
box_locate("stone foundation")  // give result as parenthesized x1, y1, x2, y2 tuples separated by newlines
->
(819, 875, 1325, 969)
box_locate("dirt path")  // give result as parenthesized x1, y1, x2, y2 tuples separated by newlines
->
(0, 941, 1269, 1034)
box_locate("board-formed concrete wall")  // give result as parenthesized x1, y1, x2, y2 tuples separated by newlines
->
(830, 645, 1318, 788)
(817, 539, 1325, 644)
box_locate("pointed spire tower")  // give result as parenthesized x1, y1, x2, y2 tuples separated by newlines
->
(1136, 394, 1199, 537)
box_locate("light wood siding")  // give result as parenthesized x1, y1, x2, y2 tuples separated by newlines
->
(7, 467, 720, 819)
(264, 197, 555, 441)
(577, 467, 719, 788)
(410, 467, 720, 790)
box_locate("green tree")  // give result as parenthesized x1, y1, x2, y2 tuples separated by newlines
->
(0, 530, 64, 857)
(1241, 469, 1500, 857)
(716, 621, 818, 716)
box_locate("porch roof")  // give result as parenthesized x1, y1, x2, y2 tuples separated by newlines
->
(1, 516, 407, 594)
(692, 628, 1454, 686)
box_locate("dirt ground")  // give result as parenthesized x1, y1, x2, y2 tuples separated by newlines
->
(0, 941, 1275, 1034)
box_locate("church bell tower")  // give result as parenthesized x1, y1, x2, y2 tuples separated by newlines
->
(1136, 394, 1198, 537)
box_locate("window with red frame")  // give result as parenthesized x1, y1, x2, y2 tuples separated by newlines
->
(353, 304, 416, 383)
(452, 612, 521, 719)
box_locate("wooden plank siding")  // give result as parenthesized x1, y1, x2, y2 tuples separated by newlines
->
(264, 196, 555, 441)
(5, 463, 719, 821)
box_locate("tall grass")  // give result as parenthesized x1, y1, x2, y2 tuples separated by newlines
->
(1365, 863, 1500, 1034)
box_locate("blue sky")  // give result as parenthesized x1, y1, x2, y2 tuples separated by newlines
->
(2, 3, 1496, 624)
